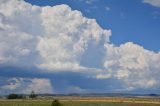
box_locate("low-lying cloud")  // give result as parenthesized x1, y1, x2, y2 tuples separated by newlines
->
(0, 77, 53, 94)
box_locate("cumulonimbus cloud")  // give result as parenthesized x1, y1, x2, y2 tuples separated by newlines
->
(0, 0, 160, 92)
(0, 0, 111, 71)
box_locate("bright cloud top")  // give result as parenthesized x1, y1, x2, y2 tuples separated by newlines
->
(0, 0, 160, 93)
(0, 0, 111, 71)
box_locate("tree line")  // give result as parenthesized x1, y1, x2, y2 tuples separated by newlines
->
(7, 91, 63, 106)
(7, 90, 37, 99)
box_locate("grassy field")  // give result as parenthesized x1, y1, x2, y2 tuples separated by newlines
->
(0, 97, 160, 106)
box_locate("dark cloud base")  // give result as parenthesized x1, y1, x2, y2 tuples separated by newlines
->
(1, 66, 159, 95)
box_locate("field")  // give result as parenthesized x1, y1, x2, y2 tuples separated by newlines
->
(0, 97, 160, 106)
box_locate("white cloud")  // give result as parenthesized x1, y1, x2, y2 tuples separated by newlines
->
(0, 0, 160, 91)
(0, 77, 53, 94)
(37, 4, 111, 71)
(0, 0, 111, 71)
(143, 0, 160, 7)
(103, 42, 160, 89)
(0, 0, 40, 66)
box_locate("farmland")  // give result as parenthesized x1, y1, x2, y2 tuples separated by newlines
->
(0, 96, 160, 106)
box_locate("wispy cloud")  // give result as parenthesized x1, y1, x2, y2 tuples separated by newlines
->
(105, 6, 111, 11)
(152, 11, 160, 19)
(79, 0, 97, 4)
(143, 0, 160, 7)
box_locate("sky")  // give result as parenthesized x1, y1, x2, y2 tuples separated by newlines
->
(0, 0, 160, 95)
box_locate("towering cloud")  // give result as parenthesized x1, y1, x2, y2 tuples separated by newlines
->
(0, 0, 111, 71)
(0, 0, 160, 94)
(38, 4, 111, 71)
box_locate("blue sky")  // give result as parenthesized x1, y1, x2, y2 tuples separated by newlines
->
(0, 0, 160, 95)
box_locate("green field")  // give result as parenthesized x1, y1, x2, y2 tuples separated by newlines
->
(0, 100, 160, 106)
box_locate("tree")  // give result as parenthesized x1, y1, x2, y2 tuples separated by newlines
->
(7, 94, 18, 99)
(51, 99, 63, 106)
(7, 94, 24, 99)
(29, 91, 37, 99)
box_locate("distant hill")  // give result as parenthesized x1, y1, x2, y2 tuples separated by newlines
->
(37, 93, 160, 97)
